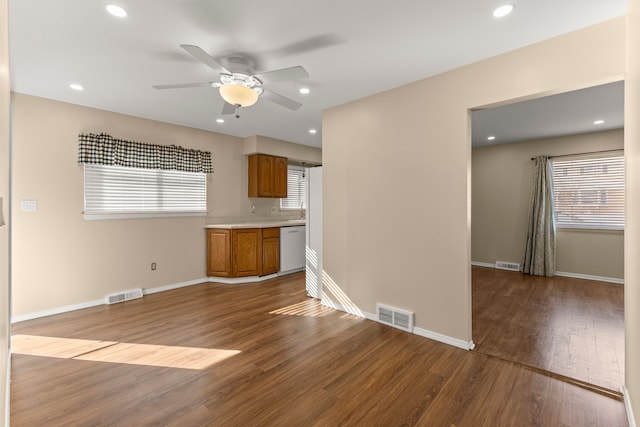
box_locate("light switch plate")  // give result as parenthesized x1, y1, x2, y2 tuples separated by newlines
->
(21, 200, 37, 212)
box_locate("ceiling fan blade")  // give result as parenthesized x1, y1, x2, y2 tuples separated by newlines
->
(152, 82, 212, 89)
(221, 102, 236, 115)
(261, 89, 302, 110)
(254, 66, 309, 84)
(180, 44, 228, 73)
(267, 34, 344, 57)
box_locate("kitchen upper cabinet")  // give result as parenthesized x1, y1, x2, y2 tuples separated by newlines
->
(207, 227, 281, 278)
(273, 156, 288, 197)
(248, 154, 288, 198)
(262, 227, 280, 275)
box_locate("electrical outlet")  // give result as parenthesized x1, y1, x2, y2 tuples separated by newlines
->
(21, 200, 37, 212)
(151, 262, 157, 271)
(271, 207, 277, 214)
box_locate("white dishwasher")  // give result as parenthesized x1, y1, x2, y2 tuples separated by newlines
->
(280, 225, 306, 274)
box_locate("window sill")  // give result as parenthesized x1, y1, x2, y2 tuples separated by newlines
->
(83, 212, 207, 221)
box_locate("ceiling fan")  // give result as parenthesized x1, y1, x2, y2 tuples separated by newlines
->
(153, 44, 309, 118)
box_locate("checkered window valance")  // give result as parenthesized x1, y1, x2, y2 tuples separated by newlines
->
(77, 133, 213, 174)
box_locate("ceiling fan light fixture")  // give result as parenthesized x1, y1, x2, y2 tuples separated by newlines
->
(219, 84, 259, 107)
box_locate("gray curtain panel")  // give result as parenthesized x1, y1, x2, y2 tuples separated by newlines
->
(523, 156, 556, 276)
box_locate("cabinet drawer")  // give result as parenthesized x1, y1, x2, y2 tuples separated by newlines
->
(262, 227, 280, 238)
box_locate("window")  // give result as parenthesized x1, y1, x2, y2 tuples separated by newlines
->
(280, 166, 307, 210)
(78, 132, 212, 219)
(83, 164, 207, 218)
(551, 156, 624, 230)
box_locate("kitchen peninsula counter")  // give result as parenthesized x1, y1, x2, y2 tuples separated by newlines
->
(205, 219, 306, 229)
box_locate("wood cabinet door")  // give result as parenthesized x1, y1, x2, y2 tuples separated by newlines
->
(232, 228, 262, 277)
(257, 155, 275, 197)
(273, 156, 288, 198)
(207, 229, 232, 277)
(248, 154, 288, 198)
(262, 228, 280, 275)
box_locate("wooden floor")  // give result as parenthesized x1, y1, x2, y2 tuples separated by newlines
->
(11, 272, 628, 426)
(472, 266, 625, 396)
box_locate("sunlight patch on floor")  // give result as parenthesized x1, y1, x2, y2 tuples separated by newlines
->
(269, 300, 334, 317)
(12, 334, 241, 370)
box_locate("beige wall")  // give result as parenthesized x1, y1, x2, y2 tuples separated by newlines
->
(240, 135, 323, 218)
(472, 130, 624, 279)
(244, 135, 322, 165)
(0, 0, 9, 422)
(626, 0, 639, 423)
(10, 94, 312, 317)
(323, 18, 625, 343)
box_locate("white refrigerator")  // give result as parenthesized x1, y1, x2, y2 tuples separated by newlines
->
(305, 167, 322, 299)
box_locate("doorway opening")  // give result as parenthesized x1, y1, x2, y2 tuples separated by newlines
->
(470, 81, 625, 398)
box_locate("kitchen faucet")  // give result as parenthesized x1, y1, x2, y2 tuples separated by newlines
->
(300, 201, 305, 220)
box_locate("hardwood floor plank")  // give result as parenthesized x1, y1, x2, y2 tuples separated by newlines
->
(472, 266, 625, 394)
(11, 271, 628, 426)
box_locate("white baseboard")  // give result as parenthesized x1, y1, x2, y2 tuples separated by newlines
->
(12, 277, 209, 323)
(144, 277, 208, 295)
(471, 261, 624, 285)
(12, 298, 105, 323)
(554, 271, 623, 285)
(321, 300, 475, 351)
(624, 386, 637, 427)
(413, 327, 475, 350)
(471, 261, 495, 268)
(5, 352, 10, 427)
(208, 273, 278, 284)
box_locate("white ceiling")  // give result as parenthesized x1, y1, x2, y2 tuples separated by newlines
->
(8, 1, 628, 148)
(472, 80, 625, 148)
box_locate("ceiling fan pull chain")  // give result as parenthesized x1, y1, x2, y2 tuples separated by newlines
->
(235, 104, 240, 118)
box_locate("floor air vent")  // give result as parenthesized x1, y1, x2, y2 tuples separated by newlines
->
(495, 261, 520, 272)
(376, 304, 414, 333)
(106, 288, 143, 305)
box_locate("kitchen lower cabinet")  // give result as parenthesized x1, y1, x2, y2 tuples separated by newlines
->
(262, 227, 280, 275)
(207, 229, 232, 277)
(232, 228, 262, 277)
(207, 227, 280, 278)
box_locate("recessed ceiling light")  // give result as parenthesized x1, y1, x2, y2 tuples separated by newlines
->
(493, 4, 515, 18)
(309, 129, 317, 134)
(216, 118, 224, 124)
(299, 88, 310, 95)
(487, 135, 496, 141)
(593, 119, 605, 125)
(69, 83, 84, 91)
(106, 4, 127, 18)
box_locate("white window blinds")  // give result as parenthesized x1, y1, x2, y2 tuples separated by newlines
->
(280, 166, 307, 210)
(551, 156, 624, 230)
(84, 164, 207, 217)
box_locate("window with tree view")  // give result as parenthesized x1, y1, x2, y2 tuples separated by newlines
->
(551, 155, 624, 230)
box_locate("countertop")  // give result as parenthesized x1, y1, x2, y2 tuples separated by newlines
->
(205, 219, 306, 229)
